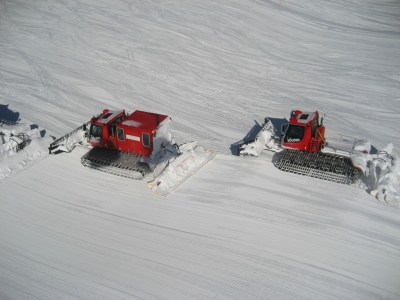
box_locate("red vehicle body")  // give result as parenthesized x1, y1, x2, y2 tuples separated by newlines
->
(281, 110, 326, 152)
(89, 109, 171, 157)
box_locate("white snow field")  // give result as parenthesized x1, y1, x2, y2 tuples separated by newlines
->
(1, 0, 400, 299)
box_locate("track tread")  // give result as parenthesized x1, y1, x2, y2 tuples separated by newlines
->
(275, 150, 359, 185)
(81, 147, 151, 180)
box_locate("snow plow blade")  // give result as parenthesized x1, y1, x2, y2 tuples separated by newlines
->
(238, 118, 277, 156)
(368, 144, 399, 204)
(48, 122, 90, 154)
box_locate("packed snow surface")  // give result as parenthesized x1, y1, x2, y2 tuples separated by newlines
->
(1, 1, 400, 299)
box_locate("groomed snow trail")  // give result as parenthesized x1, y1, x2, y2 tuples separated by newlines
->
(1, 0, 400, 299)
(1, 149, 400, 299)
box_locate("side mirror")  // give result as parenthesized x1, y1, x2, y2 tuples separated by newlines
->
(281, 124, 288, 136)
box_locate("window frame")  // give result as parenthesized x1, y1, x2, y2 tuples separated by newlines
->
(142, 132, 150, 148)
(284, 124, 305, 142)
(90, 124, 103, 139)
(117, 128, 125, 141)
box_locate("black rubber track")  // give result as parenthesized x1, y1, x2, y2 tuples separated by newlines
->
(275, 150, 359, 185)
(81, 147, 151, 180)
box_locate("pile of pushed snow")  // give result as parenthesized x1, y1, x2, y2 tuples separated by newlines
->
(239, 130, 275, 156)
(146, 141, 216, 196)
(0, 123, 52, 183)
(239, 118, 281, 156)
(368, 144, 399, 207)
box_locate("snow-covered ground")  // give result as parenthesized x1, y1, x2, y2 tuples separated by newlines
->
(1, 0, 400, 299)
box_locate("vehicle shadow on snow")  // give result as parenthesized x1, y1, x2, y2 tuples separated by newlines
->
(1, 104, 47, 137)
(0, 104, 20, 123)
(30, 124, 47, 137)
(230, 117, 288, 156)
(370, 145, 379, 155)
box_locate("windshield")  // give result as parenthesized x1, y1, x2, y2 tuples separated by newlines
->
(284, 124, 305, 143)
(90, 124, 103, 139)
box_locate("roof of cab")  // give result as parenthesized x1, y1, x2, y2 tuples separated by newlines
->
(120, 110, 169, 130)
(289, 110, 318, 125)
(93, 110, 123, 125)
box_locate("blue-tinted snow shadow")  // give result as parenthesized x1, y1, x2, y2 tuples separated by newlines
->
(40, 129, 47, 137)
(370, 145, 378, 155)
(1, 105, 47, 138)
(230, 117, 288, 155)
(0, 104, 20, 123)
(29, 124, 46, 137)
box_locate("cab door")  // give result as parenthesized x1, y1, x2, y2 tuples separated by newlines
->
(107, 123, 117, 149)
(107, 116, 124, 149)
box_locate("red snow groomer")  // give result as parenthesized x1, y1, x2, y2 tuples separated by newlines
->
(81, 109, 172, 178)
(48, 109, 215, 195)
(239, 110, 371, 185)
(49, 109, 172, 179)
(280, 110, 325, 152)
(87, 109, 170, 156)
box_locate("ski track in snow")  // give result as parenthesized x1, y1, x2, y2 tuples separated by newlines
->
(1, 1, 400, 299)
(1, 0, 399, 151)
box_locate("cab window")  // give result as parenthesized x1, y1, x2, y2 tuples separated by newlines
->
(284, 125, 305, 142)
(142, 132, 150, 147)
(117, 128, 124, 141)
(90, 124, 103, 139)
